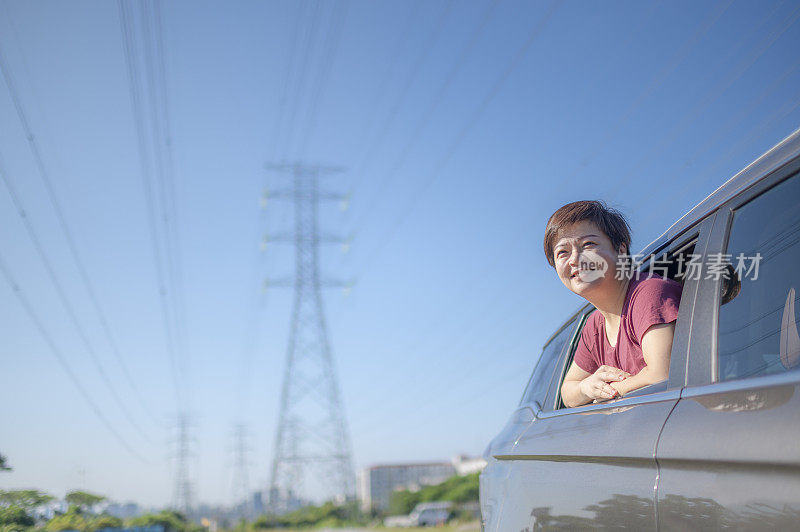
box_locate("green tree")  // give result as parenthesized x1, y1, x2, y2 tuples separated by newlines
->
(128, 510, 188, 532)
(0, 505, 35, 527)
(387, 490, 420, 516)
(386, 473, 480, 517)
(251, 500, 366, 529)
(0, 455, 10, 472)
(88, 514, 122, 531)
(46, 506, 89, 532)
(0, 490, 54, 510)
(65, 491, 106, 512)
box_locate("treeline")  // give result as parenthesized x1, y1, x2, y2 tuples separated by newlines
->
(0, 473, 480, 531)
(251, 501, 365, 529)
(387, 472, 480, 517)
(0, 490, 203, 532)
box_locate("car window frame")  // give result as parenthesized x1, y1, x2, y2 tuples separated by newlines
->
(541, 215, 716, 414)
(686, 156, 800, 388)
(517, 309, 583, 411)
(543, 305, 593, 410)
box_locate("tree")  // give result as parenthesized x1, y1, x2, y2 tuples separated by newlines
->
(46, 507, 88, 532)
(88, 514, 122, 531)
(0, 506, 34, 528)
(65, 491, 106, 512)
(128, 511, 188, 532)
(0, 455, 10, 472)
(0, 490, 54, 510)
(0, 490, 53, 532)
(387, 490, 419, 516)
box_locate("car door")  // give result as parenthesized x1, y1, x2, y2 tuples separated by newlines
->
(480, 313, 581, 532)
(492, 219, 712, 531)
(655, 162, 800, 530)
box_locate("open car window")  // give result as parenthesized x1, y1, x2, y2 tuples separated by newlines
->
(552, 236, 700, 410)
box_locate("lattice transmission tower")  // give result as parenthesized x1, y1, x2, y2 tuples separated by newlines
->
(172, 413, 194, 514)
(230, 423, 253, 519)
(264, 163, 354, 511)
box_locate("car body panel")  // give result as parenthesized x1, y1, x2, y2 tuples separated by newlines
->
(480, 406, 539, 532)
(493, 391, 679, 531)
(656, 375, 800, 530)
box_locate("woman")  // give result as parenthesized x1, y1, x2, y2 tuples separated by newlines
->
(543, 200, 682, 407)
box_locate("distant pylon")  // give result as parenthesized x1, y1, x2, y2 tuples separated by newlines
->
(231, 423, 252, 519)
(265, 163, 354, 511)
(172, 412, 194, 514)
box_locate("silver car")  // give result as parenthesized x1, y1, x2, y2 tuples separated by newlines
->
(479, 127, 800, 531)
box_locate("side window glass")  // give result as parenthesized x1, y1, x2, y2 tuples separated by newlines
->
(718, 172, 800, 381)
(520, 316, 578, 408)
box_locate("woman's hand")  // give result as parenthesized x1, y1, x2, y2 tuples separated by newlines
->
(579, 365, 630, 401)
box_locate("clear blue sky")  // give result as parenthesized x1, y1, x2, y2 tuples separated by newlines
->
(1, 0, 799, 508)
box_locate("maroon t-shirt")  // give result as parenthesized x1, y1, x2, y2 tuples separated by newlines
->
(573, 273, 683, 375)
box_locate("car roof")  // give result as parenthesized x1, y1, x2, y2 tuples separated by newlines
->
(549, 126, 800, 346)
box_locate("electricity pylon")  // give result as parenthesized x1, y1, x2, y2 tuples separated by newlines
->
(231, 423, 253, 519)
(172, 413, 194, 514)
(264, 163, 354, 511)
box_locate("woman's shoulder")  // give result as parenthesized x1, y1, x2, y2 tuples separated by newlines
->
(582, 308, 603, 335)
(631, 273, 683, 295)
(628, 273, 683, 310)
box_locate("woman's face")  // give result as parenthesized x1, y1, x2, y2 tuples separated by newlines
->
(553, 220, 626, 296)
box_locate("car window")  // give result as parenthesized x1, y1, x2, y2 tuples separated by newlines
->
(520, 315, 579, 408)
(552, 238, 698, 409)
(717, 171, 800, 381)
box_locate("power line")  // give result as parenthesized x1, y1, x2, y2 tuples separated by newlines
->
(605, 1, 800, 199)
(638, 89, 800, 232)
(276, 0, 323, 161)
(351, 3, 800, 412)
(150, 0, 189, 376)
(118, 0, 183, 409)
(681, 63, 800, 174)
(346, 2, 666, 408)
(558, 0, 735, 182)
(235, 1, 321, 423)
(537, 0, 664, 155)
(319, 0, 566, 424)
(140, 0, 190, 390)
(0, 155, 156, 446)
(267, 1, 307, 164)
(350, 264, 536, 428)
(0, 249, 151, 464)
(349, 0, 501, 233)
(353, 0, 563, 281)
(348, 0, 752, 422)
(343, 0, 660, 338)
(0, 12, 160, 426)
(294, 0, 350, 159)
(345, 0, 456, 196)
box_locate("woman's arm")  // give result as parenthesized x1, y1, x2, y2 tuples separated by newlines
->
(561, 362, 629, 407)
(610, 322, 674, 396)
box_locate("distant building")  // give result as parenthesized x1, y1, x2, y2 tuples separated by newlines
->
(266, 487, 311, 515)
(357, 461, 455, 512)
(251, 491, 264, 516)
(106, 502, 142, 519)
(451, 454, 487, 475)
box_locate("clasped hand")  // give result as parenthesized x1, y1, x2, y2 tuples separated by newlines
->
(579, 365, 630, 402)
